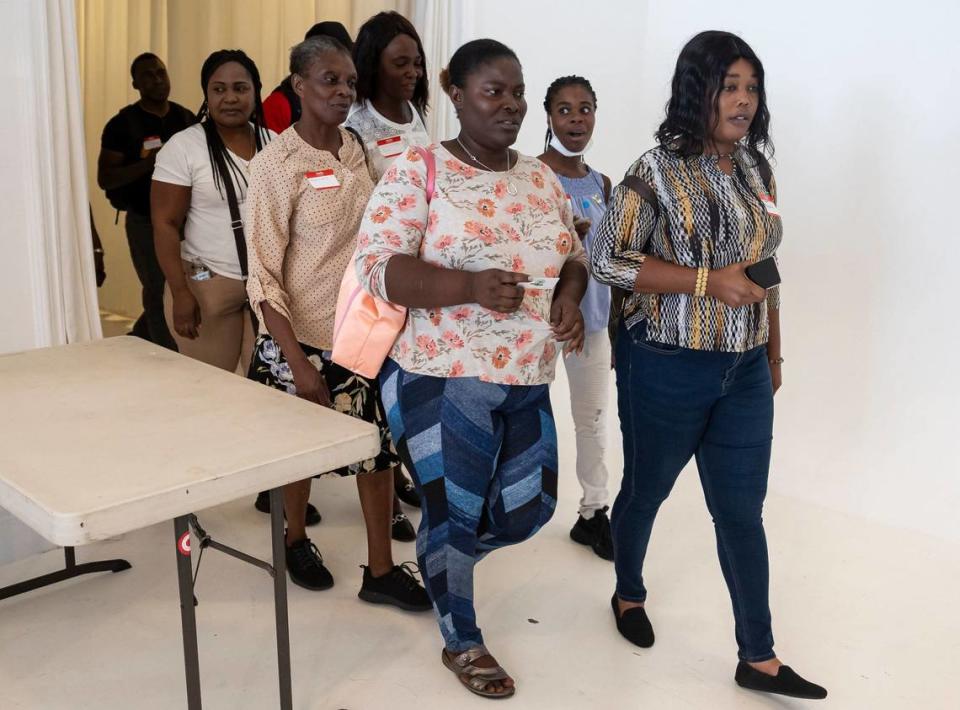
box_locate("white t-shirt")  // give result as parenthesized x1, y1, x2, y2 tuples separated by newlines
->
(153, 122, 275, 279)
(344, 100, 430, 182)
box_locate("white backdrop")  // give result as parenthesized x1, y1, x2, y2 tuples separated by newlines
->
(465, 0, 960, 542)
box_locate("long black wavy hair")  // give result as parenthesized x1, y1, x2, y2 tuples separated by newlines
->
(542, 75, 597, 152)
(353, 11, 429, 117)
(196, 49, 271, 201)
(656, 31, 772, 159)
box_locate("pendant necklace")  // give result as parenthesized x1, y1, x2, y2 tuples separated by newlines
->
(456, 137, 519, 196)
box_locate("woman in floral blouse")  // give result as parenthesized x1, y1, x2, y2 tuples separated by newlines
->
(355, 39, 587, 699)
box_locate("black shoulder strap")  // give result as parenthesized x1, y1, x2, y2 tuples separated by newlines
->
(344, 126, 370, 168)
(218, 163, 248, 277)
(124, 105, 147, 146)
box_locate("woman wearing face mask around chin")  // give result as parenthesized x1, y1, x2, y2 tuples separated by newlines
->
(243, 36, 431, 611)
(152, 50, 273, 373)
(537, 75, 615, 562)
(346, 10, 432, 537)
(356, 39, 588, 699)
(592, 31, 826, 700)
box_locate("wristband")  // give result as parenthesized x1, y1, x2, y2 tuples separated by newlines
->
(769, 356, 784, 365)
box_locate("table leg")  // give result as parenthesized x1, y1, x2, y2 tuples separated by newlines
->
(0, 547, 131, 601)
(269, 487, 293, 710)
(174, 514, 202, 709)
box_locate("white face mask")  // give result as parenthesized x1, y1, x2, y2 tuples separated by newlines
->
(548, 117, 592, 157)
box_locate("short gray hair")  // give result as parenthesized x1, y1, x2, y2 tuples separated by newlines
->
(289, 36, 350, 76)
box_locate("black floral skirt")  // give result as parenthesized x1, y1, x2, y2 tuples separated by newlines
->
(247, 335, 399, 477)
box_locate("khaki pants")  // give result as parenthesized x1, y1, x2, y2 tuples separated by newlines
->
(163, 262, 255, 375)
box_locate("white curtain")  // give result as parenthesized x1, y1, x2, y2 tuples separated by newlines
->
(1, 0, 102, 349)
(413, 0, 472, 142)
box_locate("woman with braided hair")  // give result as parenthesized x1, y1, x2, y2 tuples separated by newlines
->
(538, 75, 615, 562)
(152, 49, 273, 373)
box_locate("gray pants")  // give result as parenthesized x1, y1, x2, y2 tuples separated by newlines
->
(125, 210, 175, 349)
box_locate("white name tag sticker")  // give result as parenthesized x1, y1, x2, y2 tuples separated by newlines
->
(306, 169, 340, 190)
(759, 194, 781, 217)
(376, 135, 404, 158)
(142, 135, 163, 151)
(518, 277, 560, 290)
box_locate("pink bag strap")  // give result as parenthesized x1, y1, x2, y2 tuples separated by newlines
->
(411, 145, 436, 204)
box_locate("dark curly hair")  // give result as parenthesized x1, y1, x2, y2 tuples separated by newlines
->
(656, 31, 772, 159)
(196, 49, 270, 201)
(542, 75, 597, 152)
(353, 11, 429, 117)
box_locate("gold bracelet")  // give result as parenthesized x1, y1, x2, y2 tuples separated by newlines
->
(694, 267, 708, 297)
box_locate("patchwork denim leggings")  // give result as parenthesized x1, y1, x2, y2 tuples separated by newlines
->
(380, 359, 558, 651)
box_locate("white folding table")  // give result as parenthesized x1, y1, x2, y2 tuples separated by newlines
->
(0, 337, 380, 709)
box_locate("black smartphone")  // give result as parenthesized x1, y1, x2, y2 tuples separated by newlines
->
(745, 256, 781, 289)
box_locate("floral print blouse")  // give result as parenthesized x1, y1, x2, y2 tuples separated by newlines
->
(356, 143, 587, 385)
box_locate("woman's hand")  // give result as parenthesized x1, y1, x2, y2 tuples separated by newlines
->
(551, 295, 585, 354)
(469, 269, 529, 313)
(171, 287, 201, 339)
(769, 361, 782, 394)
(290, 358, 331, 407)
(706, 262, 767, 308)
(573, 217, 592, 238)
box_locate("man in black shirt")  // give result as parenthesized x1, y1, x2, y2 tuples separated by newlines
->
(98, 53, 196, 348)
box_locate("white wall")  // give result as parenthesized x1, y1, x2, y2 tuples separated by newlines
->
(466, 0, 960, 542)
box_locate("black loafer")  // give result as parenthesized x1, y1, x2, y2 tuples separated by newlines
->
(611, 593, 654, 647)
(735, 661, 827, 699)
(395, 471, 421, 508)
(255, 491, 321, 526)
(391, 513, 417, 542)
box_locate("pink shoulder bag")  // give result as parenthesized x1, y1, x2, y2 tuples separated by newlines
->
(331, 146, 435, 378)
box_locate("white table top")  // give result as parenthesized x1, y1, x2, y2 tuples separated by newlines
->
(0, 338, 380, 546)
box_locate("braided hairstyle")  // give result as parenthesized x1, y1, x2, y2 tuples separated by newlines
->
(196, 49, 271, 201)
(542, 75, 597, 153)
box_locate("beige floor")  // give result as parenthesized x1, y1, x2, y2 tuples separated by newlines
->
(1, 345, 957, 709)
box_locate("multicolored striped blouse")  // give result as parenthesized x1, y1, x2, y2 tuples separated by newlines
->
(591, 145, 782, 352)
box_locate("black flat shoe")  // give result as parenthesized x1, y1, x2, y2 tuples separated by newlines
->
(394, 471, 421, 508)
(391, 513, 417, 542)
(735, 661, 827, 700)
(255, 491, 321, 526)
(611, 593, 654, 647)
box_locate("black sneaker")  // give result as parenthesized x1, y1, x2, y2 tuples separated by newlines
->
(391, 513, 417, 542)
(255, 491, 321, 526)
(286, 538, 334, 591)
(735, 661, 827, 699)
(358, 562, 432, 612)
(394, 470, 421, 508)
(570, 506, 614, 560)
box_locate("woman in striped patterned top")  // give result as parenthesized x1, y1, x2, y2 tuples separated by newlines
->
(593, 31, 827, 700)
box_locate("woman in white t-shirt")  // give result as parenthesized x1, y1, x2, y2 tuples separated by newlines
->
(152, 49, 273, 372)
(345, 11, 430, 182)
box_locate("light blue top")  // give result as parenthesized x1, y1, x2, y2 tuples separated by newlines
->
(557, 167, 611, 334)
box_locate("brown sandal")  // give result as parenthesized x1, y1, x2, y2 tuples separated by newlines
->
(441, 645, 516, 699)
